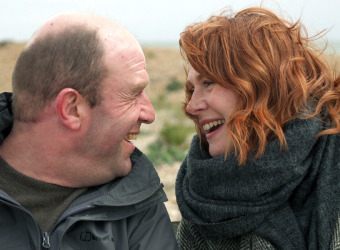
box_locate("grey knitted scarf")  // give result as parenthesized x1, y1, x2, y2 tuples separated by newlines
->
(176, 117, 340, 250)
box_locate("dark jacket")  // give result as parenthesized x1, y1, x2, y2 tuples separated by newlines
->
(0, 92, 178, 250)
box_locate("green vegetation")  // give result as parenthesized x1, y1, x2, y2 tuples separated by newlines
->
(144, 50, 156, 59)
(0, 40, 11, 47)
(147, 122, 194, 165)
(160, 122, 192, 146)
(146, 88, 195, 165)
(147, 141, 186, 165)
(151, 93, 170, 110)
(166, 78, 184, 92)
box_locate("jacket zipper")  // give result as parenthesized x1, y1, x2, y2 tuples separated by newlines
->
(42, 232, 51, 248)
(1, 192, 96, 249)
(44, 203, 95, 249)
(0, 195, 45, 248)
(41, 204, 95, 249)
(1, 184, 163, 248)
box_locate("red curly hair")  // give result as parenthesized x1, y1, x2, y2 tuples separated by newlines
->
(180, 7, 340, 164)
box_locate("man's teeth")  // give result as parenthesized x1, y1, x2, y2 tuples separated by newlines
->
(125, 134, 137, 140)
(203, 120, 225, 132)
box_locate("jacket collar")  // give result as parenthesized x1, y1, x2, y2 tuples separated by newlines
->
(0, 92, 13, 144)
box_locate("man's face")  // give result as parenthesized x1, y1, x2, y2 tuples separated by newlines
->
(82, 37, 155, 182)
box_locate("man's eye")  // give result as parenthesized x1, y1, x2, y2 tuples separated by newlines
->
(136, 89, 145, 97)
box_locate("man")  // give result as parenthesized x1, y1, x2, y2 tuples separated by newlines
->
(0, 13, 178, 249)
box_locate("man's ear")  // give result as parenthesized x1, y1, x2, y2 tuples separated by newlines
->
(55, 88, 89, 130)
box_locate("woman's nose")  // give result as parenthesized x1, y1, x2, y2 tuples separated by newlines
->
(186, 91, 207, 115)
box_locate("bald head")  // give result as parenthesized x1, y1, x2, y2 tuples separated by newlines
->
(12, 12, 141, 122)
(29, 12, 135, 48)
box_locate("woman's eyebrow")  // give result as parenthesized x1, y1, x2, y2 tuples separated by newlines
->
(186, 73, 205, 86)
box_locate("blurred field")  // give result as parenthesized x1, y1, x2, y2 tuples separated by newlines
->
(1, 42, 339, 223)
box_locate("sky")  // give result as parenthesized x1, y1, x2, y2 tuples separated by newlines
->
(1, 0, 340, 45)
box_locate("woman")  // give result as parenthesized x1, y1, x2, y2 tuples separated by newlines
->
(175, 7, 340, 250)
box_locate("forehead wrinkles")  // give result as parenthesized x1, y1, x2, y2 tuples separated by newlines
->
(116, 47, 146, 70)
(127, 59, 146, 71)
(104, 46, 145, 75)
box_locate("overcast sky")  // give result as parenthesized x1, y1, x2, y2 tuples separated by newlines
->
(1, 0, 339, 44)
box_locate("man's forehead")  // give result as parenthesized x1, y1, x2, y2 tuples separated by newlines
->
(104, 44, 146, 73)
(127, 58, 147, 71)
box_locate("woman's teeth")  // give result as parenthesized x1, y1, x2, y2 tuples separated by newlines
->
(125, 134, 137, 140)
(203, 119, 225, 133)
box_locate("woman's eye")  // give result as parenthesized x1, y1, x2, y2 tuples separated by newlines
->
(203, 81, 214, 86)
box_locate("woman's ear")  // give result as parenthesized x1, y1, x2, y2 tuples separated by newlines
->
(55, 88, 89, 130)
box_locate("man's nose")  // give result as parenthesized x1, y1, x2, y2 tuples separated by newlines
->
(139, 91, 155, 124)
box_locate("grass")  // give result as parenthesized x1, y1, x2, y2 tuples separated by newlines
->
(147, 88, 195, 165)
(166, 77, 184, 92)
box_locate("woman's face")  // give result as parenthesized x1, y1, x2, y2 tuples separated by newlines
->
(186, 65, 238, 157)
